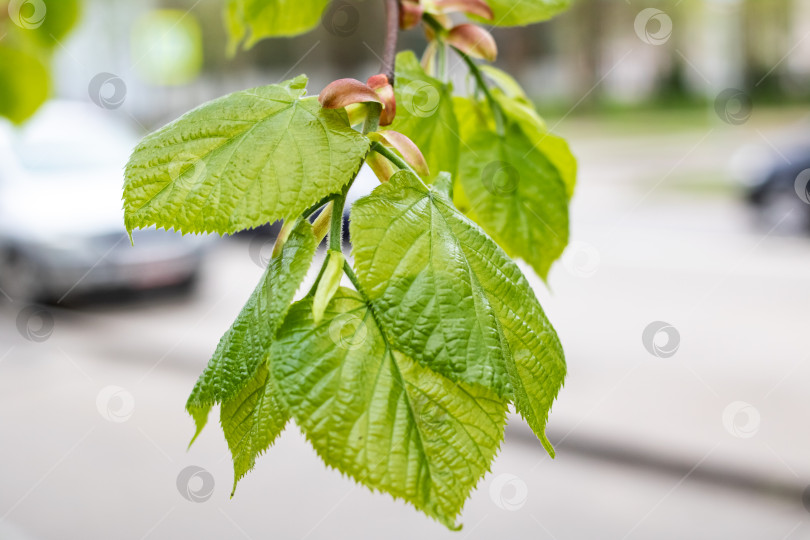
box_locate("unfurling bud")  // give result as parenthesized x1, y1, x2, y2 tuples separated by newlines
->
(399, 0, 423, 30)
(313, 250, 344, 324)
(374, 131, 430, 177)
(319, 78, 383, 109)
(367, 74, 396, 126)
(429, 0, 493, 20)
(366, 151, 397, 183)
(446, 24, 497, 62)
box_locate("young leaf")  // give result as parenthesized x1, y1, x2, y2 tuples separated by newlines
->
(220, 361, 289, 493)
(272, 289, 507, 529)
(225, 0, 330, 50)
(386, 51, 459, 179)
(349, 172, 509, 395)
(351, 171, 566, 456)
(186, 219, 317, 442)
(123, 75, 370, 236)
(490, 90, 577, 199)
(455, 99, 569, 279)
(473, 0, 571, 27)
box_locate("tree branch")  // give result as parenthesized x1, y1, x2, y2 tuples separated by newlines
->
(381, 0, 399, 83)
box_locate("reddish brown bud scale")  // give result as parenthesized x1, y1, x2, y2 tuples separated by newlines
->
(376, 131, 430, 177)
(367, 74, 397, 126)
(431, 0, 493, 20)
(399, 0, 423, 30)
(447, 24, 497, 62)
(318, 78, 383, 109)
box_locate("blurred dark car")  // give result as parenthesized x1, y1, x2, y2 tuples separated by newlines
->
(0, 101, 207, 304)
(736, 143, 810, 234)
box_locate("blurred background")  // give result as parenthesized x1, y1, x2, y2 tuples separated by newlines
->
(1, 0, 810, 538)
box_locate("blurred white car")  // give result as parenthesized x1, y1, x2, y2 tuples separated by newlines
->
(0, 101, 206, 303)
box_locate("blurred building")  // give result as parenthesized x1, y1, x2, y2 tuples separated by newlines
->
(52, 0, 810, 130)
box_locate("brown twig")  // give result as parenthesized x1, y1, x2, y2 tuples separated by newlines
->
(381, 0, 399, 83)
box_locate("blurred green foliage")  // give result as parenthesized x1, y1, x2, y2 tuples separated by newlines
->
(0, 0, 81, 123)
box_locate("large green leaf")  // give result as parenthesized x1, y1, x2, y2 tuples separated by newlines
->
(123, 75, 369, 235)
(350, 172, 508, 395)
(476, 0, 571, 26)
(352, 171, 565, 455)
(386, 51, 459, 179)
(456, 99, 569, 279)
(225, 0, 330, 51)
(186, 219, 317, 442)
(272, 288, 507, 529)
(0, 46, 50, 125)
(220, 361, 289, 492)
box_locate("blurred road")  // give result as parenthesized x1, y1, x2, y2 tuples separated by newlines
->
(2, 113, 810, 539)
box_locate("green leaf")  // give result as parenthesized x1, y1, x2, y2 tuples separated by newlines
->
(272, 288, 507, 529)
(123, 75, 370, 236)
(0, 46, 50, 124)
(386, 51, 459, 179)
(186, 219, 317, 443)
(491, 90, 576, 199)
(475, 0, 571, 27)
(225, 0, 330, 51)
(456, 100, 569, 279)
(220, 361, 289, 493)
(350, 172, 509, 395)
(352, 171, 566, 455)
